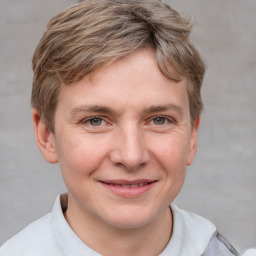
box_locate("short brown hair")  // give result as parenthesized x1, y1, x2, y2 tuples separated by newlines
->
(31, 0, 205, 132)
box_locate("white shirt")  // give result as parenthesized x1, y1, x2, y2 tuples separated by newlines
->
(0, 194, 216, 256)
(243, 248, 256, 256)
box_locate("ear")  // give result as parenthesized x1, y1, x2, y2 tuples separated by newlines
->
(187, 117, 200, 166)
(32, 109, 58, 164)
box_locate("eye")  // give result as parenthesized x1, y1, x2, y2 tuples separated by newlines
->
(152, 116, 168, 125)
(88, 117, 104, 126)
(81, 116, 108, 127)
(80, 116, 112, 133)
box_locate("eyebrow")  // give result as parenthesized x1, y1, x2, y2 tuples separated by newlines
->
(69, 103, 184, 118)
(142, 104, 184, 116)
(69, 105, 117, 117)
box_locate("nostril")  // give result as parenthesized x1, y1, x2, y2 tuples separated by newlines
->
(108, 132, 150, 170)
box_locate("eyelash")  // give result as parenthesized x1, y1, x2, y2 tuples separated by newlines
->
(148, 116, 176, 126)
(82, 116, 108, 126)
(80, 115, 176, 128)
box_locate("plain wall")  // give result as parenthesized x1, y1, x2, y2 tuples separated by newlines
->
(0, 0, 255, 253)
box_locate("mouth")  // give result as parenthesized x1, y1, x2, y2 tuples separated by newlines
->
(99, 180, 157, 197)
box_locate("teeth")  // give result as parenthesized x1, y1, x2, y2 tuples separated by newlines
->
(111, 182, 149, 188)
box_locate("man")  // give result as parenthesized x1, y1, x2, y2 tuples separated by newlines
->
(0, 0, 239, 255)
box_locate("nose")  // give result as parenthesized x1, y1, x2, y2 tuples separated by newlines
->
(109, 125, 150, 170)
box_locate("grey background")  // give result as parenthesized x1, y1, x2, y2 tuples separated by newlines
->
(0, 0, 255, 253)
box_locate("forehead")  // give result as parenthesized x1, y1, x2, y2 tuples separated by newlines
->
(58, 48, 189, 114)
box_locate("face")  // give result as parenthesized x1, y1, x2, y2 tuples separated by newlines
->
(34, 48, 199, 231)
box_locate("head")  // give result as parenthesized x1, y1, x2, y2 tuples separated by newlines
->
(31, 0, 205, 242)
(31, 0, 205, 133)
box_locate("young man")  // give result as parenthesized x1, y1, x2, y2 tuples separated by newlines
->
(0, 0, 239, 255)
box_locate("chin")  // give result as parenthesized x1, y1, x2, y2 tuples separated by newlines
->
(103, 207, 156, 230)
(109, 218, 151, 230)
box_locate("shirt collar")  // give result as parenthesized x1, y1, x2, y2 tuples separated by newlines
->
(50, 194, 101, 256)
(160, 204, 216, 256)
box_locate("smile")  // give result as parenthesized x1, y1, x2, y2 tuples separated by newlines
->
(104, 182, 151, 188)
(99, 180, 157, 197)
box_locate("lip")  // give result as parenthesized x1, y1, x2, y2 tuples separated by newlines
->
(99, 179, 157, 197)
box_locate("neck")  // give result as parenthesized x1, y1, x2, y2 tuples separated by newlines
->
(64, 196, 173, 256)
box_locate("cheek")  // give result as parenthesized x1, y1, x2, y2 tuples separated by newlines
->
(56, 134, 109, 180)
(149, 134, 190, 169)
(148, 134, 189, 199)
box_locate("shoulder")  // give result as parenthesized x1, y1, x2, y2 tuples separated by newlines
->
(242, 248, 256, 256)
(202, 232, 239, 256)
(0, 213, 61, 256)
(168, 204, 239, 256)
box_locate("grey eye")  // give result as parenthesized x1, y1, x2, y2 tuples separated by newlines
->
(153, 117, 166, 125)
(89, 117, 103, 126)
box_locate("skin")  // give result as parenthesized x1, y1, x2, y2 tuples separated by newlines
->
(33, 48, 199, 256)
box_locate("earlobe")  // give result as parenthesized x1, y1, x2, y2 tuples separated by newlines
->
(187, 117, 200, 166)
(32, 109, 58, 164)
